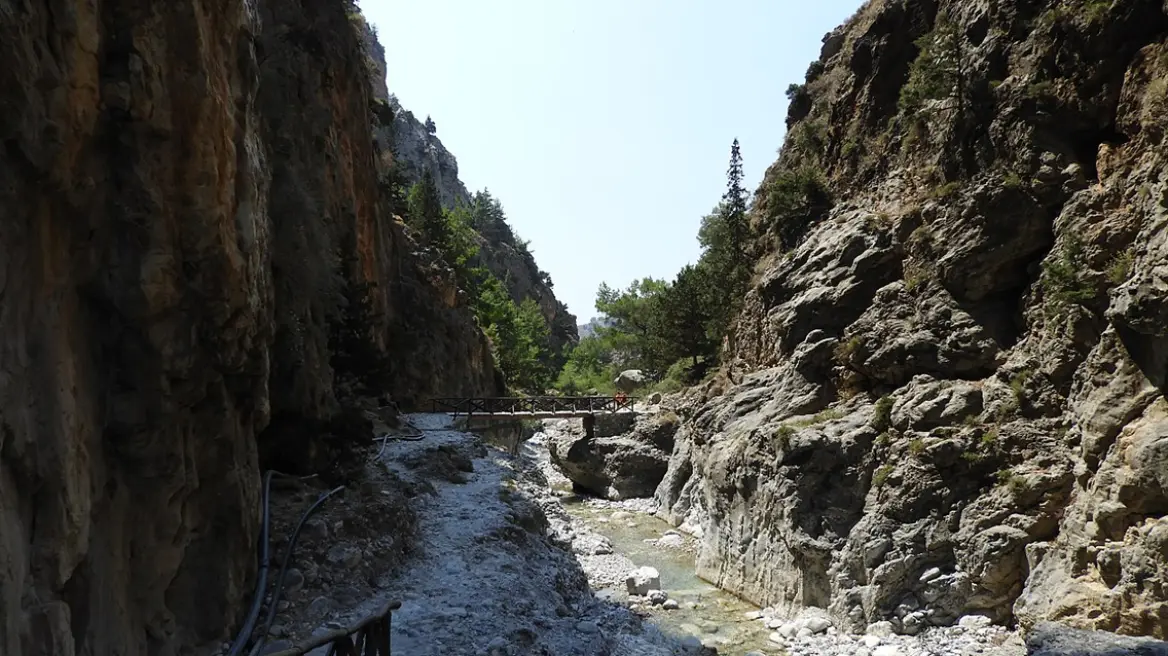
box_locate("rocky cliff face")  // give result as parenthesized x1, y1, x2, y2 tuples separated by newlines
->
(657, 0, 1168, 640)
(0, 1, 497, 653)
(360, 48, 578, 361)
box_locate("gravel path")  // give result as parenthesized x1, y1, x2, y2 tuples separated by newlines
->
(305, 413, 702, 656)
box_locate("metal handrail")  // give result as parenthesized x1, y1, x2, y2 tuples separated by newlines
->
(263, 600, 400, 656)
(429, 396, 638, 415)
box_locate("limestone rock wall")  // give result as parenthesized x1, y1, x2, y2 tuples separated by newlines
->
(0, 1, 497, 654)
(658, 0, 1168, 639)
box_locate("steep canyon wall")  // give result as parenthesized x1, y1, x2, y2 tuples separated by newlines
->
(0, 1, 497, 653)
(658, 0, 1168, 639)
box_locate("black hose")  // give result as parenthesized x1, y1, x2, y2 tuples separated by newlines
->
(227, 470, 274, 656)
(247, 484, 345, 656)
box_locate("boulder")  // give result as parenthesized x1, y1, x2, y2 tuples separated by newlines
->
(547, 413, 678, 499)
(625, 567, 661, 596)
(614, 369, 647, 392)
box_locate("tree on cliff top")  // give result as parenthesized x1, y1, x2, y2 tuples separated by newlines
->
(722, 139, 750, 278)
(425, 115, 437, 135)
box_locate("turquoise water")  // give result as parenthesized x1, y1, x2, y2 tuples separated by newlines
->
(561, 498, 778, 655)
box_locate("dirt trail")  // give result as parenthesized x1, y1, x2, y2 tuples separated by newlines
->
(303, 413, 697, 656)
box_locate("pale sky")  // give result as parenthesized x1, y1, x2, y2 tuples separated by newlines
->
(360, 0, 864, 322)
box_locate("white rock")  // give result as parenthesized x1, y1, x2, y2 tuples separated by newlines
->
(625, 566, 661, 596)
(873, 646, 903, 656)
(663, 599, 679, 610)
(805, 616, 833, 633)
(958, 614, 992, 629)
(765, 618, 784, 629)
(744, 610, 763, 620)
(656, 533, 685, 548)
(919, 567, 943, 582)
(866, 621, 895, 637)
(768, 632, 786, 645)
(863, 635, 883, 648)
(778, 622, 798, 638)
(796, 627, 814, 638)
(647, 589, 668, 605)
(854, 649, 871, 656)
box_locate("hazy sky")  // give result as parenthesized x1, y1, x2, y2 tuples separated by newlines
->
(360, 0, 864, 322)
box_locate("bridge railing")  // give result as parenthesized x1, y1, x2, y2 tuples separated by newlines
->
(264, 600, 398, 656)
(430, 396, 637, 415)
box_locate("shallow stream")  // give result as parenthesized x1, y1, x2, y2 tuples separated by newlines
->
(561, 497, 777, 655)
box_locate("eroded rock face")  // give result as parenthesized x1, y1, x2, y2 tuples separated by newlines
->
(547, 413, 679, 500)
(0, 1, 498, 653)
(658, 0, 1168, 640)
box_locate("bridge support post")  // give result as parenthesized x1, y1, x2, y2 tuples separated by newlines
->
(582, 413, 596, 441)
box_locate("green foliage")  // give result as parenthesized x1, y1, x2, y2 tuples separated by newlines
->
(899, 20, 966, 116)
(1009, 369, 1032, 402)
(1107, 249, 1134, 285)
(1002, 171, 1025, 189)
(1026, 81, 1056, 100)
(406, 170, 450, 251)
(1043, 236, 1095, 308)
(928, 181, 961, 200)
(872, 395, 894, 433)
(775, 425, 796, 451)
(764, 165, 831, 251)
(909, 438, 927, 457)
(873, 464, 895, 488)
(476, 279, 552, 393)
(788, 407, 845, 429)
(834, 336, 862, 365)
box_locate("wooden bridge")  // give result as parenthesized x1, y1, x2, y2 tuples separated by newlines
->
(429, 396, 638, 419)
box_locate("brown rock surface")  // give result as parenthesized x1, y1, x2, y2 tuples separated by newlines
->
(0, 1, 499, 653)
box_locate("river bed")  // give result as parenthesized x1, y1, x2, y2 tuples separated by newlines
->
(561, 495, 778, 655)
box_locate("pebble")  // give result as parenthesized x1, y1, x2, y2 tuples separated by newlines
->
(647, 589, 669, 605)
(662, 599, 679, 610)
(744, 610, 764, 620)
(768, 632, 786, 645)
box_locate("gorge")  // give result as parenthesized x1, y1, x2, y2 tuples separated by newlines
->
(2, 0, 1168, 655)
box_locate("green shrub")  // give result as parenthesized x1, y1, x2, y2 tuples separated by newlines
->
(764, 165, 832, 251)
(873, 464, 895, 488)
(1002, 171, 1024, 189)
(872, 395, 894, 432)
(909, 438, 927, 457)
(1043, 236, 1095, 307)
(1107, 249, 1134, 285)
(928, 181, 961, 200)
(775, 425, 796, 450)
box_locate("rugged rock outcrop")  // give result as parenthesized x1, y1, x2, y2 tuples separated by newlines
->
(657, 0, 1168, 640)
(0, 1, 501, 654)
(372, 88, 578, 362)
(548, 412, 679, 499)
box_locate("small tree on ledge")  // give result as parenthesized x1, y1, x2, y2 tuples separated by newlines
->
(425, 115, 437, 135)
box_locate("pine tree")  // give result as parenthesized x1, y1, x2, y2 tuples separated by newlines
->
(721, 139, 750, 288)
(424, 115, 437, 135)
(407, 169, 449, 251)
